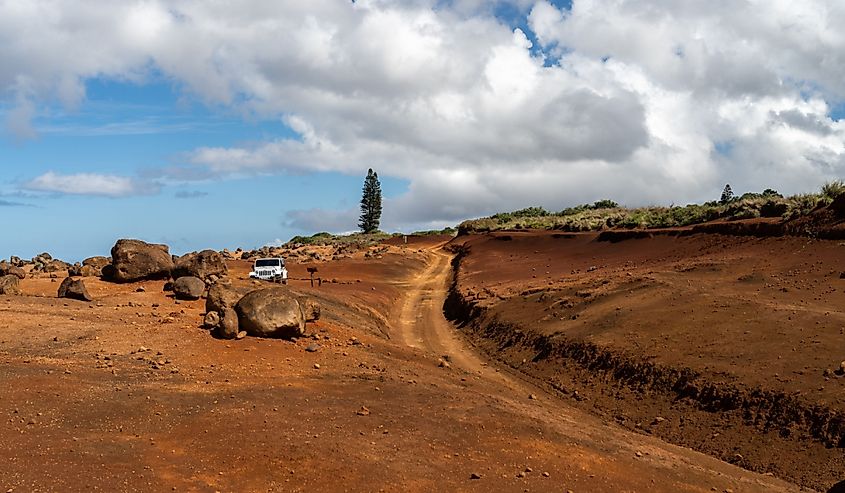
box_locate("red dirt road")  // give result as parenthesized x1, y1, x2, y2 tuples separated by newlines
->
(0, 243, 802, 492)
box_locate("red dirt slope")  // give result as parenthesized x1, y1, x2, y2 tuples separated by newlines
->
(448, 229, 845, 490)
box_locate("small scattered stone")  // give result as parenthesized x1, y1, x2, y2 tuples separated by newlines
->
(528, 394, 537, 400)
(305, 343, 320, 353)
(313, 363, 321, 369)
(356, 406, 370, 416)
(236, 331, 247, 340)
(542, 471, 550, 478)
(470, 473, 482, 480)
(635, 451, 644, 458)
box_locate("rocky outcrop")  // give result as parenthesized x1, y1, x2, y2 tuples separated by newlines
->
(173, 276, 205, 300)
(57, 277, 92, 302)
(108, 239, 174, 282)
(172, 250, 227, 282)
(0, 275, 21, 295)
(235, 287, 305, 338)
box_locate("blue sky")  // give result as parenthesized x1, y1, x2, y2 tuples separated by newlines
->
(1, 0, 844, 262)
(0, 66, 413, 261)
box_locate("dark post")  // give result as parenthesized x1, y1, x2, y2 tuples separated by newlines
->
(307, 267, 318, 287)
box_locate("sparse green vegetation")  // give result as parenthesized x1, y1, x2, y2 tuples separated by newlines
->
(284, 227, 456, 249)
(821, 180, 845, 200)
(458, 183, 843, 235)
(285, 231, 396, 248)
(409, 227, 457, 236)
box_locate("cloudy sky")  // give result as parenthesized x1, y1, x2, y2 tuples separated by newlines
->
(2, 0, 844, 260)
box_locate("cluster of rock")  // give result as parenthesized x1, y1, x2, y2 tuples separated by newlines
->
(104, 239, 229, 302)
(1, 253, 71, 277)
(3, 238, 322, 342)
(30, 253, 71, 273)
(0, 262, 26, 280)
(203, 284, 321, 340)
(100, 238, 323, 340)
(222, 242, 362, 264)
(69, 257, 111, 278)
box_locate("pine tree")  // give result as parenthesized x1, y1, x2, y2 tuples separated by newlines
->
(358, 169, 382, 233)
(720, 184, 734, 204)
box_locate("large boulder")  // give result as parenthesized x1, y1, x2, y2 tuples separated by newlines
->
(206, 283, 244, 314)
(108, 239, 174, 282)
(172, 250, 227, 282)
(0, 275, 21, 295)
(0, 262, 25, 280)
(173, 276, 205, 300)
(57, 277, 92, 302)
(236, 287, 305, 338)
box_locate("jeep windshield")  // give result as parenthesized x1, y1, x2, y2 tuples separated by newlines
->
(255, 259, 282, 267)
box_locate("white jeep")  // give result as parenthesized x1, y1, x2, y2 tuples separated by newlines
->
(249, 257, 288, 283)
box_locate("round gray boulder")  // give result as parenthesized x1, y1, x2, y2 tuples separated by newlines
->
(235, 287, 305, 339)
(173, 276, 205, 300)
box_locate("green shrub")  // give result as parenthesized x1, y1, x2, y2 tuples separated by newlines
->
(591, 199, 619, 209)
(821, 180, 845, 200)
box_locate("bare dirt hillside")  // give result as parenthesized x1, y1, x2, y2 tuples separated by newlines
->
(447, 230, 845, 490)
(0, 237, 800, 492)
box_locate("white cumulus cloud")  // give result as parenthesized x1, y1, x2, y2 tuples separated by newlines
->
(2, 1, 845, 223)
(24, 172, 159, 197)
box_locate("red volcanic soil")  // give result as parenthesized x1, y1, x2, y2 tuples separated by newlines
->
(0, 240, 800, 492)
(447, 228, 845, 490)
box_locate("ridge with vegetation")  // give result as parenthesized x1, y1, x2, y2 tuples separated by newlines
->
(458, 181, 845, 234)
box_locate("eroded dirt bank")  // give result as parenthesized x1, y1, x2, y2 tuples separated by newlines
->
(446, 231, 845, 491)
